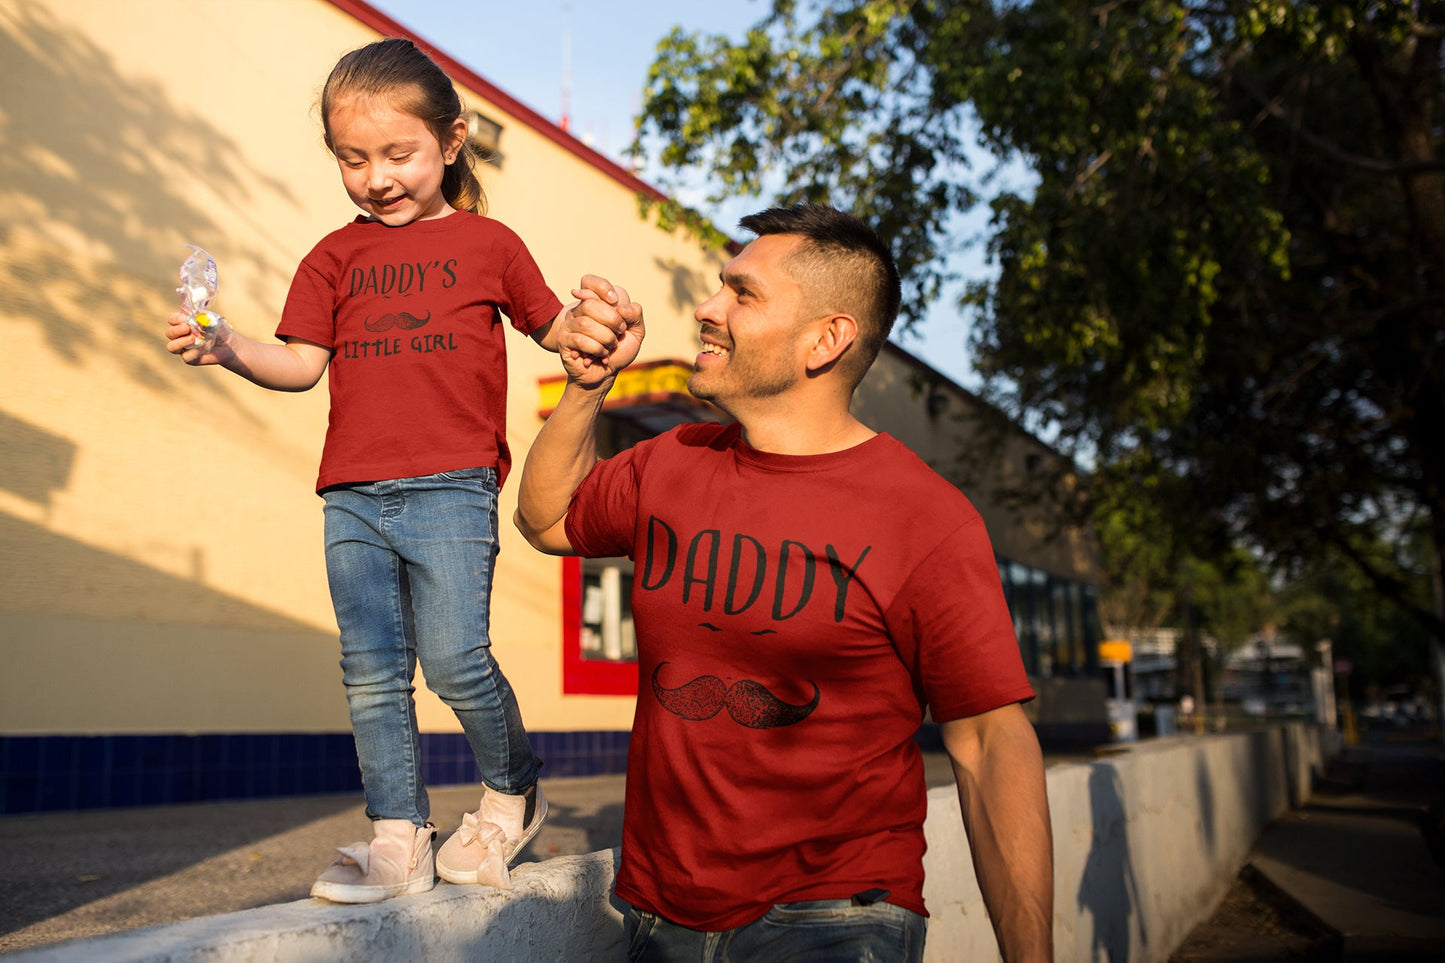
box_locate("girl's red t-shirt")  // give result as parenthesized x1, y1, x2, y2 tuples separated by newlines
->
(277, 212, 562, 490)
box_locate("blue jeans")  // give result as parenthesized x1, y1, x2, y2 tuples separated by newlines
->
(623, 898, 926, 962)
(322, 467, 538, 825)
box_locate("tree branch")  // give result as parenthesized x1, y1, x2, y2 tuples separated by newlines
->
(1329, 530, 1445, 638)
(1233, 70, 1445, 175)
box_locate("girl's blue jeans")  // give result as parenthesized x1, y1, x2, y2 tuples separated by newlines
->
(322, 467, 538, 826)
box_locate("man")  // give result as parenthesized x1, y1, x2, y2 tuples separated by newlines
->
(518, 205, 1053, 961)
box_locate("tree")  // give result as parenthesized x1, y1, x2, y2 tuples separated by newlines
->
(636, 0, 1445, 716)
(1280, 534, 1436, 706)
(1091, 463, 1181, 640)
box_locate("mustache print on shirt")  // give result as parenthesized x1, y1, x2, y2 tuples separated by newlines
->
(363, 310, 431, 332)
(651, 662, 820, 729)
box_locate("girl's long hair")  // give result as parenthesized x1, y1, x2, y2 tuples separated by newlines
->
(320, 38, 486, 215)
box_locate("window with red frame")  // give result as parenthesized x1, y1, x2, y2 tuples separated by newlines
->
(561, 555, 639, 695)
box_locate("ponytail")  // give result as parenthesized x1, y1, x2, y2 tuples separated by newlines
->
(443, 143, 486, 216)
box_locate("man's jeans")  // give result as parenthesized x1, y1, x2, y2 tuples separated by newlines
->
(322, 467, 537, 825)
(624, 898, 927, 962)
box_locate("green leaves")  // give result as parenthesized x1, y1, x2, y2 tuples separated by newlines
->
(636, 0, 1445, 659)
(637, 0, 975, 318)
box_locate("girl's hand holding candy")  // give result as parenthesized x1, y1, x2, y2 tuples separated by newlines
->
(173, 245, 232, 359)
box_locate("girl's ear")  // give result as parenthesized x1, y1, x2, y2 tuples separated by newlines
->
(804, 313, 859, 373)
(442, 116, 468, 165)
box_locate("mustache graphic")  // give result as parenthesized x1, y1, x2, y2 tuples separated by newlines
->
(652, 662, 820, 729)
(364, 310, 431, 332)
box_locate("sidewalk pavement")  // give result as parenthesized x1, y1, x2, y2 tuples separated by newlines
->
(2, 740, 1441, 960)
(1172, 738, 1445, 962)
(1248, 740, 1445, 960)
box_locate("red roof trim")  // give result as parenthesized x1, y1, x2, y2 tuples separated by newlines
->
(324, 0, 667, 202)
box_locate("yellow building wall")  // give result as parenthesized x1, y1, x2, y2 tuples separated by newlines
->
(0, 0, 720, 737)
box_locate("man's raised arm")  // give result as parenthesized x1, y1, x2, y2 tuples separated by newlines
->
(514, 275, 644, 555)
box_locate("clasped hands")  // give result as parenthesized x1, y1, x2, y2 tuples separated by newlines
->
(557, 275, 644, 387)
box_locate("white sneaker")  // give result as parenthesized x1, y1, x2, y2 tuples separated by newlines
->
(310, 819, 436, 904)
(436, 783, 549, 888)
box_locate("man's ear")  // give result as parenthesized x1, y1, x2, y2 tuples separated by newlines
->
(804, 313, 860, 373)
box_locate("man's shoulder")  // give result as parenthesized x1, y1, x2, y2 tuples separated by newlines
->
(872, 432, 976, 488)
(854, 436, 986, 539)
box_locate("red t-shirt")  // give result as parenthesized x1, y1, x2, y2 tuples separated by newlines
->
(276, 212, 562, 490)
(566, 422, 1034, 930)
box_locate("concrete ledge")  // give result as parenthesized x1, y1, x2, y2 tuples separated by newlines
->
(923, 724, 1332, 962)
(8, 851, 625, 962)
(9, 723, 1334, 963)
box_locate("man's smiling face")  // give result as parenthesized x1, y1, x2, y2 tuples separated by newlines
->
(688, 234, 815, 408)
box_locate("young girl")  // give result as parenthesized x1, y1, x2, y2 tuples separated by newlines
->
(166, 38, 562, 903)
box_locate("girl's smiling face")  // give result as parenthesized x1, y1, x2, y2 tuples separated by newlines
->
(327, 93, 466, 227)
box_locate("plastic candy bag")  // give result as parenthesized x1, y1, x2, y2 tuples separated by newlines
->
(177, 244, 231, 350)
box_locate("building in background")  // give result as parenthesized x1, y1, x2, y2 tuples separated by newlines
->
(0, 0, 1104, 815)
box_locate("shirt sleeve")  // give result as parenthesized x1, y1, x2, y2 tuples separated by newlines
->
(276, 256, 338, 347)
(885, 516, 1035, 722)
(499, 239, 564, 335)
(564, 446, 644, 559)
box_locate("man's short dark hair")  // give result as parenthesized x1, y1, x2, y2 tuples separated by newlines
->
(739, 204, 902, 382)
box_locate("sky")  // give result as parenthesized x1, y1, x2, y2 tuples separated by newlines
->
(368, 0, 990, 388)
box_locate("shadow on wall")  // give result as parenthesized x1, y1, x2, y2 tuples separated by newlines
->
(1075, 763, 1148, 963)
(0, 412, 76, 509)
(1196, 749, 1218, 855)
(0, 511, 328, 630)
(0, 0, 300, 411)
(654, 255, 710, 317)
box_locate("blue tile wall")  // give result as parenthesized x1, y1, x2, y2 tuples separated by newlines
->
(0, 726, 958, 815)
(0, 733, 362, 815)
(417, 730, 631, 787)
(0, 729, 632, 816)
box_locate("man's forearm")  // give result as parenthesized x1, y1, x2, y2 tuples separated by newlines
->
(943, 706, 1054, 962)
(513, 379, 613, 553)
(517, 275, 643, 553)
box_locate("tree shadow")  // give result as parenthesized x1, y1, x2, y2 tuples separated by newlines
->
(0, 410, 76, 509)
(652, 256, 710, 315)
(0, 0, 300, 408)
